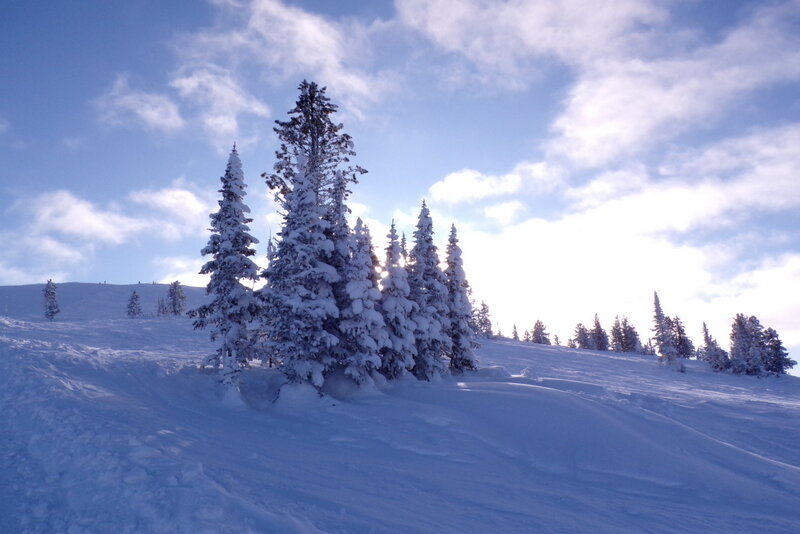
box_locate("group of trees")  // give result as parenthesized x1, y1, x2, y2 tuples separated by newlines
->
(505, 291, 794, 377)
(192, 81, 477, 389)
(125, 281, 186, 318)
(652, 292, 795, 375)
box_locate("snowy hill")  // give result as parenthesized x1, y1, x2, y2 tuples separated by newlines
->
(1, 284, 799, 533)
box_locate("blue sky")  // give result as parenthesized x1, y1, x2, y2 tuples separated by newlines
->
(2, 0, 799, 355)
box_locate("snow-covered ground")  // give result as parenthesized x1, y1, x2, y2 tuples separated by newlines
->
(1, 284, 799, 533)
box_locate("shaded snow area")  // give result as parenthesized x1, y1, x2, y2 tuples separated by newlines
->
(2, 285, 800, 533)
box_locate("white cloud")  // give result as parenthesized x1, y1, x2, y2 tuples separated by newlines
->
(169, 66, 270, 150)
(483, 201, 525, 226)
(428, 161, 563, 205)
(397, 0, 665, 86)
(31, 190, 150, 245)
(429, 169, 521, 204)
(96, 75, 185, 133)
(128, 180, 216, 240)
(177, 0, 394, 118)
(547, 1, 800, 166)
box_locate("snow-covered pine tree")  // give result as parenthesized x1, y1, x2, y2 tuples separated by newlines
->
(610, 317, 624, 352)
(379, 221, 418, 379)
(511, 325, 519, 341)
(264, 80, 365, 207)
(407, 201, 452, 380)
(156, 297, 169, 317)
(567, 338, 577, 349)
(189, 146, 260, 386)
(167, 281, 186, 316)
(336, 218, 389, 383)
(573, 323, 591, 349)
(473, 301, 493, 338)
(532, 320, 551, 345)
(729, 314, 767, 375)
(670, 315, 695, 358)
(126, 291, 143, 318)
(43, 279, 59, 321)
(653, 291, 680, 368)
(522, 329, 531, 342)
(698, 322, 730, 371)
(762, 327, 796, 375)
(399, 233, 408, 263)
(444, 224, 477, 372)
(258, 157, 340, 387)
(590, 314, 609, 351)
(621, 317, 641, 353)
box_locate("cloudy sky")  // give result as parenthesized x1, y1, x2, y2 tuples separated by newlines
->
(2, 0, 799, 356)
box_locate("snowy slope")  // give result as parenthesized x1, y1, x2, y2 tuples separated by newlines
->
(1, 284, 799, 533)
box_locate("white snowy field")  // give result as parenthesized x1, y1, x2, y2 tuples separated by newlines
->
(1, 284, 799, 533)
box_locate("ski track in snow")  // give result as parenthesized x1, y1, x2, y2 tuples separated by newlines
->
(1, 285, 800, 533)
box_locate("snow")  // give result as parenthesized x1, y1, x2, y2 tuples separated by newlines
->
(2, 283, 800, 533)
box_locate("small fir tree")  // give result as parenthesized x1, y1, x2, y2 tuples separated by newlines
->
(126, 291, 143, 318)
(610, 317, 624, 352)
(698, 322, 730, 371)
(511, 325, 519, 341)
(167, 281, 187, 316)
(670, 316, 694, 358)
(43, 279, 60, 321)
(621, 317, 641, 353)
(762, 327, 795, 375)
(444, 224, 477, 372)
(729, 314, 765, 375)
(156, 297, 169, 317)
(653, 292, 680, 368)
(573, 323, 592, 349)
(532, 320, 551, 345)
(590, 314, 609, 351)
(553, 334, 561, 346)
(472, 301, 493, 338)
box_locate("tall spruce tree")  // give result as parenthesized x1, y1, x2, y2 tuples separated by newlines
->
(258, 157, 340, 387)
(621, 317, 641, 353)
(336, 218, 389, 383)
(379, 221, 418, 378)
(444, 224, 477, 372)
(43, 279, 59, 321)
(126, 291, 143, 318)
(407, 201, 451, 380)
(189, 147, 260, 386)
(264, 80, 365, 207)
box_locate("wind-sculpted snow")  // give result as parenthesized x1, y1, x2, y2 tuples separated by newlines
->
(1, 285, 799, 533)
